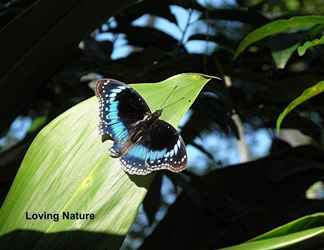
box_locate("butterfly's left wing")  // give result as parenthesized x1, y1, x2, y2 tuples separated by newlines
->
(95, 79, 151, 146)
(120, 120, 187, 175)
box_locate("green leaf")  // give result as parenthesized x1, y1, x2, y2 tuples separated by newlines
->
(298, 34, 324, 56)
(221, 213, 324, 250)
(276, 80, 324, 133)
(0, 73, 213, 249)
(272, 43, 300, 69)
(235, 16, 324, 58)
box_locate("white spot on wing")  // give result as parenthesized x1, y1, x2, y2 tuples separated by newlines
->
(112, 88, 122, 93)
(174, 144, 178, 154)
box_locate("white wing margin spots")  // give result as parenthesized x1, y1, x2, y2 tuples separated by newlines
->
(120, 144, 151, 175)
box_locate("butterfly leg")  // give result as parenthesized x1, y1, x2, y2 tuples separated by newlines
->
(109, 139, 133, 158)
(101, 134, 113, 142)
(109, 145, 122, 158)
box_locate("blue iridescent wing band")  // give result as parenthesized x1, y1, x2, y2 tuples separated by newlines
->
(95, 79, 151, 148)
(120, 120, 187, 175)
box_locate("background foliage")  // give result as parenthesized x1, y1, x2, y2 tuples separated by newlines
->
(1, 0, 324, 249)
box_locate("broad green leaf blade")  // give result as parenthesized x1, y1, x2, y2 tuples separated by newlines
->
(276, 80, 324, 133)
(0, 73, 212, 250)
(221, 213, 324, 250)
(272, 43, 299, 69)
(235, 16, 324, 58)
(298, 34, 324, 56)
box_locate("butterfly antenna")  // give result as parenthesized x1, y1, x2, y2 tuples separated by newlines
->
(161, 85, 178, 108)
(161, 97, 185, 110)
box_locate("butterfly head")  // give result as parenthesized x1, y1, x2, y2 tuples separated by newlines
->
(143, 109, 162, 127)
(153, 109, 162, 118)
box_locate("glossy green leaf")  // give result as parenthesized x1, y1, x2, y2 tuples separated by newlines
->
(0, 73, 213, 250)
(298, 34, 324, 56)
(221, 213, 324, 250)
(272, 43, 299, 69)
(235, 16, 324, 58)
(276, 80, 324, 133)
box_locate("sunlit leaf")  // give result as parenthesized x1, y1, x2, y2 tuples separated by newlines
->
(0, 73, 213, 249)
(276, 80, 324, 133)
(221, 213, 324, 250)
(235, 16, 324, 58)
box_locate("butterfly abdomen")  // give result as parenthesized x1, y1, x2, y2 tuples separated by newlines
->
(108, 111, 162, 160)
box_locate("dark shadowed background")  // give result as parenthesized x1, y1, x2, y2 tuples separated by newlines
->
(1, 0, 324, 249)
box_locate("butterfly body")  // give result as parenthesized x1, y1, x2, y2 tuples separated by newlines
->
(96, 79, 187, 175)
(109, 109, 162, 158)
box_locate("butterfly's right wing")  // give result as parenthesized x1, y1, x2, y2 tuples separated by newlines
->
(120, 120, 187, 175)
(95, 79, 151, 146)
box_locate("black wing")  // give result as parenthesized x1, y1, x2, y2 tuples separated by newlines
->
(95, 79, 151, 145)
(120, 120, 187, 175)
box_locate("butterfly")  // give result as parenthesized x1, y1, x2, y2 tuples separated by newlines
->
(95, 79, 187, 175)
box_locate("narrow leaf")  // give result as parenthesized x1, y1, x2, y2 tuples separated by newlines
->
(298, 34, 324, 56)
(276, 80, 324, 133)
(0, 73, 213, 250)
(221, 213, 324, 250)
(235, 16, 324, 58)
